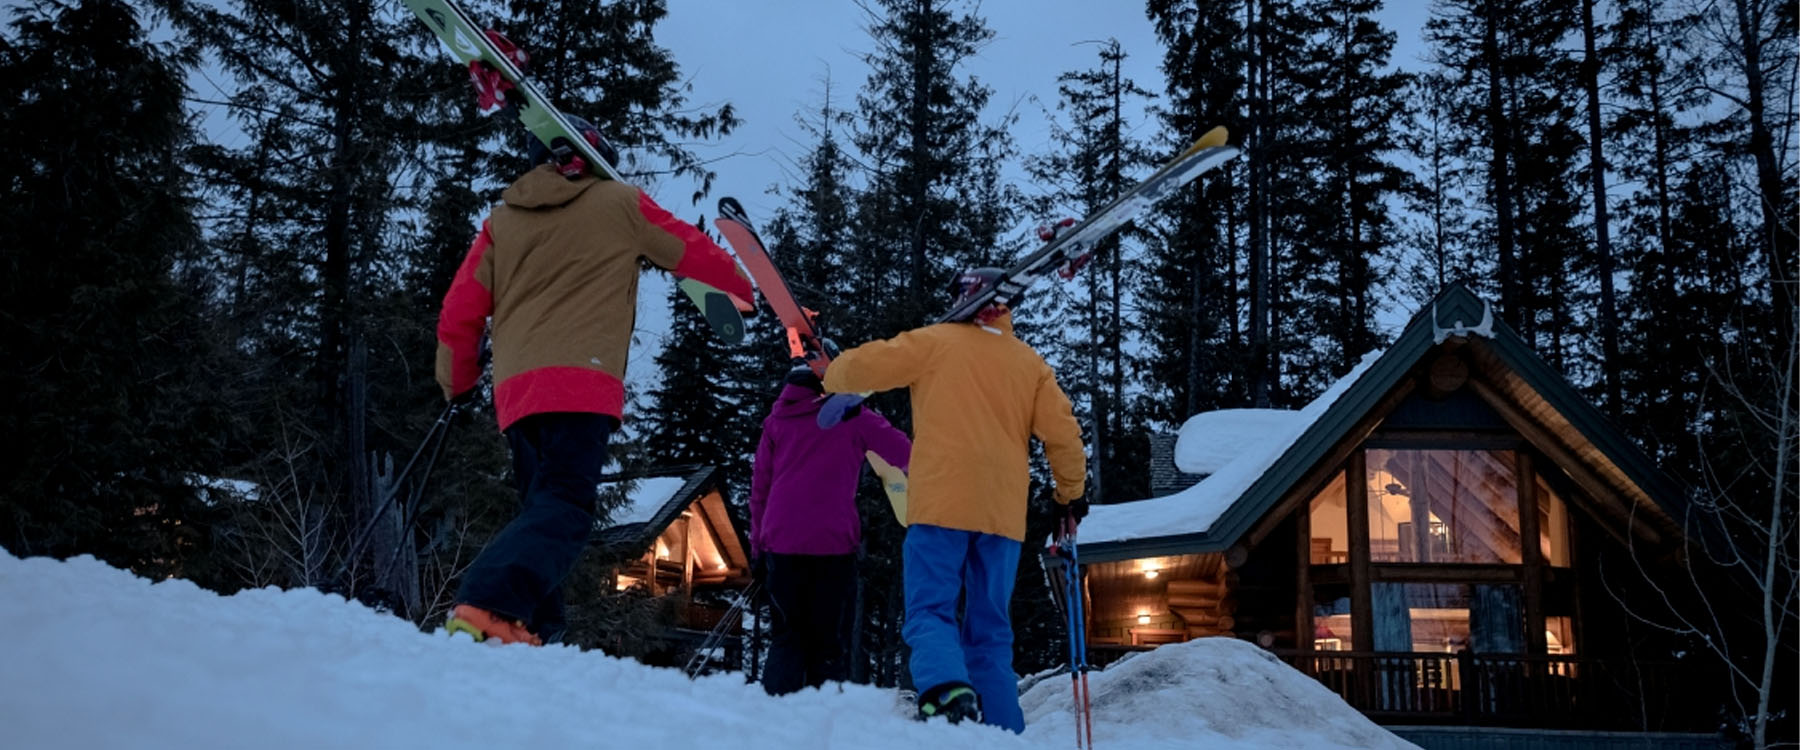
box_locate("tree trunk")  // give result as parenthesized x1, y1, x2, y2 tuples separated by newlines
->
(1730, 0, 1797, 350)
(1582, 0, 1622, 415)
(907, 0, 933, 322)
(1247, 0, 1270, 408)
(1483, 0, 1521, 328)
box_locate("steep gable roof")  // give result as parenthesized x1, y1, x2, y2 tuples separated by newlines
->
(1081, 284, 1690, 563)
(591, 466, 747, 565)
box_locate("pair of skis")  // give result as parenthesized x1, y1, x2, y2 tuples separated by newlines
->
(712, 200, 912, 525)
(815, 125, 1242, 428)
(402, 0, 751, 344)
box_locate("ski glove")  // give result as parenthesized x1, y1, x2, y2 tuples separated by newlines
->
(1058, 496, 1090, 524)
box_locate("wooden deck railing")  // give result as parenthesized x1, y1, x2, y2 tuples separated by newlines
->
(1271, 650, 1721, 733)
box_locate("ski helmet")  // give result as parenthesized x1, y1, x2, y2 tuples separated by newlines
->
(783, 362, 823, 394)
(528, 114, 619, 174)
(948, 266, 1020, 320)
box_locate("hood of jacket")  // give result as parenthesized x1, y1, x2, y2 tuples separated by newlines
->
(768, 383, 824, 418)
(501, 163, 599, 209)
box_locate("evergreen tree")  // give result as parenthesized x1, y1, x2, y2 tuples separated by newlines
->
(160, 0, 443, 591)
(500, 0, 740, 199)
(1143, 0, 1246, 422)
(1397, 71, 1483, 302)
(1027, 39, 1159, 504)
(847, 0, 1017, 332)
(0, 0, 228, 576)
(1424, 0, 1594, 369)
(1280, 0, 1411, 389)
(641, 283, 779, 506)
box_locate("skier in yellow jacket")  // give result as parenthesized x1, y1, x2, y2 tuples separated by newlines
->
(822, 267, 1086, 732)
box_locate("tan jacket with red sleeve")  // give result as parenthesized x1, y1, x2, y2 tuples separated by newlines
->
(436, 164, 753, 430)
(822, 312, 1086, 541)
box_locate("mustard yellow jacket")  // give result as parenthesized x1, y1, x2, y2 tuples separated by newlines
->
(823, 313, 1086, 541)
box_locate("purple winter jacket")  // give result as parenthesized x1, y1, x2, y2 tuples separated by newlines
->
(750, 384, 912, 557)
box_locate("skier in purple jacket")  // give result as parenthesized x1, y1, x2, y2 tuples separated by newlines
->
(750, 365, 911, 695)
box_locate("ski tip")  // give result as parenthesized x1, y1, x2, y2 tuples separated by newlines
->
(718, 196, 746, 220)
(1182, 126, 1230, 156)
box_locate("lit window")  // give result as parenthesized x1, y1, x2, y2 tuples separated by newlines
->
(1367, 449, 1522, 564)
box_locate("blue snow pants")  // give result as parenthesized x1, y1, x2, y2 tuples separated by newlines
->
(456, 412, 615, 643)
(903, 523, 1024, 733)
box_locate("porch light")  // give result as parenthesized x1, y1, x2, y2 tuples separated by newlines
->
(1143, 568, 1160, 579)
(1137, 613, 1152, 625)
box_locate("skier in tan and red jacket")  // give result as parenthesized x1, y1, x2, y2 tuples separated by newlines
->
(437, 118, 752, 646)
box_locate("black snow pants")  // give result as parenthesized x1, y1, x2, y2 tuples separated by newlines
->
(761, 552, 857, 695)
(455, 412, 615, 644)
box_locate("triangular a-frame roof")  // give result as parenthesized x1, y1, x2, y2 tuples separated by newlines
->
(592, 465, 748, 566)
(1081, 284, 1690, 563)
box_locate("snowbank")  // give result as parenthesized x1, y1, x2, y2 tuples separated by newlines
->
(0, 550, 1412, 749)
(1023, 638, 1417, 749)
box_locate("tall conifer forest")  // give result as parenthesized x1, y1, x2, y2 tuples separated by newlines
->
(0, 0, 1791, 740)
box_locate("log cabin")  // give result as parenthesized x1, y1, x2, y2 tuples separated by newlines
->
(591, 465, 753, 668)
(1065, 285, 1732, 749)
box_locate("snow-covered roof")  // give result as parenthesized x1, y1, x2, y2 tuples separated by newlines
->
(1174, 409, 1306, 475)
(188, 474, 261, 505)
(1081, 350, 1383, 546)
(609, 475, 689, 526)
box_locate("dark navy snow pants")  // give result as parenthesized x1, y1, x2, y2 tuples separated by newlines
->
(761, 552, 857, 696)
(903, 523, 1024, 733)
(456, 412, 615, 643)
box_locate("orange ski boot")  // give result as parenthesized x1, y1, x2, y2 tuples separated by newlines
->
(444, 604, 542, 646)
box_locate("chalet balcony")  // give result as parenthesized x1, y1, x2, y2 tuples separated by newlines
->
(1271, 650, 1720, 733)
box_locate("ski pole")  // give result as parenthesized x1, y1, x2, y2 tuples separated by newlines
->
(337, 399, 462, 582)
(686, 581, 761, 678)
(1067, 519, 1093, 750)
(371, 400, 462, 586)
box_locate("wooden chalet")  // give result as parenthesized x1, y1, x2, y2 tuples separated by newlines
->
(1068, 285, 1730, 747)
(592, 465, 753, 666)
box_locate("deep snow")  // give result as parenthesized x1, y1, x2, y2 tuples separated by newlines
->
(0, 550, 1415, 749)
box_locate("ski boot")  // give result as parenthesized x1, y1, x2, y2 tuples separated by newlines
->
(917, 682, 982, 725)
(444, 603, 542, 646)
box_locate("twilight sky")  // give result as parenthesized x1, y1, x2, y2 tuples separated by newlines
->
(648, 0, 1434, 225)
(614, 1, 1435, 385)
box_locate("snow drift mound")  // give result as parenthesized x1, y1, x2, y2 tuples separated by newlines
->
(0, 549, 1413, 749)
(1022, 638, 1418, 749)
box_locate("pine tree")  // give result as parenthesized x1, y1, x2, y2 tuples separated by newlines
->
(1424, 0, 1594, 368)
(1397, 71, 1483, 302)
(500, 0, 740, 199)
(0, 0, 227, 575)
(1028, 39, 1159, 504)
(1280, 0, 1411, 389)
(847, 0, 1017, 332)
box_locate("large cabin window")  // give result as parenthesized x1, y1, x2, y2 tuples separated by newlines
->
(1371, 582, 1525, 654)
(1308, 471, 1349, 564)
(1366, 448, 1522, 564)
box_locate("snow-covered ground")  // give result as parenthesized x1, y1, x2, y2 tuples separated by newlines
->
(0, 550, 1415, 749)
